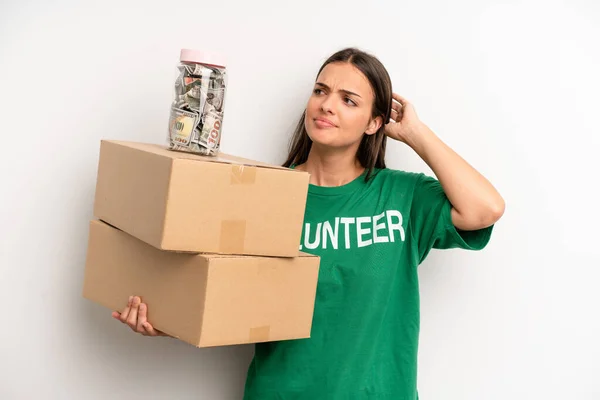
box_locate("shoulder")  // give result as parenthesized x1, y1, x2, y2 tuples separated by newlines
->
(369, 169, 445, 205)
(370, 168, 428, 187)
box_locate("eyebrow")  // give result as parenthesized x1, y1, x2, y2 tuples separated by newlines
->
(315, 82, 362, 98)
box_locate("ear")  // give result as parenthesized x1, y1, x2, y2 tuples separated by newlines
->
(365, 116, 383, 135)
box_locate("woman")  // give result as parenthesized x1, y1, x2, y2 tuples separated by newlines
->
(114, 48, 505, 399)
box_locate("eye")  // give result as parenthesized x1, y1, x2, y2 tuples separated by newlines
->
(344, 97, 357, 106)
(313, 88, 324, 95)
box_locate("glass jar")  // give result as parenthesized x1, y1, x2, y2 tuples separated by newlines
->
(167, 49, 227, 156)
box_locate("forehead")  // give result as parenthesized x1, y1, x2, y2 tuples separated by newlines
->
(316, 62, 373, 98)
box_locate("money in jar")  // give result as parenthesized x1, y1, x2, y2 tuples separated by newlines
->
(167, 49, 227, 156)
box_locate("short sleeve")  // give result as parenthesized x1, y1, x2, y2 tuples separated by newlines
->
(410, 173, 494, 264)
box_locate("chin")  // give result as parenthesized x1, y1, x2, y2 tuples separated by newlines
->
(306, 128, 338, 147)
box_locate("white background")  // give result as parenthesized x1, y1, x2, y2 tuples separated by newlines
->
(1, 0, 599, 398)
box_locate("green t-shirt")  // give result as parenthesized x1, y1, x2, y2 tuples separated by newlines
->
(243, 167, 493, 400)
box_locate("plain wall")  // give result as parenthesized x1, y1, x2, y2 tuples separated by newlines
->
(1, 0, 599, 398)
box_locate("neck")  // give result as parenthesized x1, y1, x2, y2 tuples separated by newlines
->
(298, 144, 365, 187)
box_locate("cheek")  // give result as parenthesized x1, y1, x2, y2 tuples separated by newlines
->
(341, 109, 370, 133)
(306, 97, 319, 116)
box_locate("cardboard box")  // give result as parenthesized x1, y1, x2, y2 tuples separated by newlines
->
(83, 220, 320, 347)
(93, 140, 309, 257)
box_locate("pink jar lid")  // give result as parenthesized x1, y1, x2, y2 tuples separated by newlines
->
(180, 49, 226, 68)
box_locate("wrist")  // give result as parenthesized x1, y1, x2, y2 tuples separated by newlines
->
(404, 122, 433, 150)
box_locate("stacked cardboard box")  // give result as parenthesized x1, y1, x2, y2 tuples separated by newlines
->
(83, 140, 320, 347)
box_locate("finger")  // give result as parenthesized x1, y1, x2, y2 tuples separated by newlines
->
(126, 296, 141, 330)
(136, 302, 149, 333)
(112, 311, 121, 320)
(119, 296, 133, 323)
(391, 109, 402, 122)
(144, 322, 169, 337)
(391, 101, 402, 113)
(142, 321, 160, 337)
(392, 93, 409, 105)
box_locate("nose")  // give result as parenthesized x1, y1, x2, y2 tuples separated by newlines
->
(320, 94, 335, 115)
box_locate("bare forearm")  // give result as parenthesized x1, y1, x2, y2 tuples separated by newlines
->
(405, 123, 505, 230)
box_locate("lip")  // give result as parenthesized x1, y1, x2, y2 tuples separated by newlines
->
(314, 117, 337, 128)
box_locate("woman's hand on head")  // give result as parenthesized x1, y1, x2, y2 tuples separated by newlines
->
(384, 93, 425, 143)
(112, 296, 169, 337)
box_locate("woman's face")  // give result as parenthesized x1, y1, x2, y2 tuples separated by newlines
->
(305, 62, 381, 150)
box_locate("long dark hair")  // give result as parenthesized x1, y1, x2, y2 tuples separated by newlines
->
(283, 48, 393, 181)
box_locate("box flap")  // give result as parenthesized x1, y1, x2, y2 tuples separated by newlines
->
(102, 140, 304, 172)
